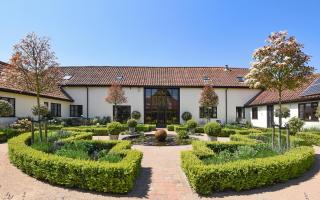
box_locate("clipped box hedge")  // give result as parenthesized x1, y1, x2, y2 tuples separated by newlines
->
(175, 125, 187, 132)
(181, 141, 315, 195)
(8, 133, 143, 193)
(296, 132, 320, 146)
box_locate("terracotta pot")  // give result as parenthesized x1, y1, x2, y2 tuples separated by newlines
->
(109, 134, 119, 140)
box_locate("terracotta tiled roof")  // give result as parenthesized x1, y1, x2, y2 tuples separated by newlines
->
(60, 66, 250, 87)
(0, 61, 73, 102)
(246, 75, 320, 106)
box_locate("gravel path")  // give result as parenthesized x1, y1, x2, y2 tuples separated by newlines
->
(1, 141, 320, 200)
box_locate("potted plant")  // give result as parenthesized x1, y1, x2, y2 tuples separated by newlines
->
(131, 111, 141, 121)
(127, 119, 137, 134)
(107, 121, 123, 140)
(204, 122, 221, 141)
(186, 119, 197, 135)
(181, 111, 192, 123)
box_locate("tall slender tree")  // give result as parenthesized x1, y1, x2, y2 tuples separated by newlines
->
(105, 83, 127, 122)
(199, 85, 219, 123)
(9, 32, 61, 143)
(245, 31, 313, 150)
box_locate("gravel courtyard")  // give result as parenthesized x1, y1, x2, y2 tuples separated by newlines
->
(1, 141, 320, 200)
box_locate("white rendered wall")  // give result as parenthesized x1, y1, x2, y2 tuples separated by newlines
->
(180, 88, 260, 125)
(0, 91, 70, 118)
(63, 87, 144, 123)
(249, 106, 268, 128)
(248, 101, 320, 128)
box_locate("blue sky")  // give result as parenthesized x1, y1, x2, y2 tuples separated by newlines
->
(0, 0, 319, 70)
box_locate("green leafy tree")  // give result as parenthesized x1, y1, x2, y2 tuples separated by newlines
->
(0, 100, 14, 117)
(199, 85, 219, 123)
(9, 32, 61, 143)
(245, 31, 313, 150)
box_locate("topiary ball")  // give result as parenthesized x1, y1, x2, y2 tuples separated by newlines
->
(154, 129, 167, 142)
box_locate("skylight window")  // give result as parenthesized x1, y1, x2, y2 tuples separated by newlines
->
(63, 75, 72, 80)
(203, 76, 210, 81)
(237, 76, 245, 82)
(116, 76, 124, 80)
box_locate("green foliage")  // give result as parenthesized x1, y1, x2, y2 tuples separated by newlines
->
(174, 125, 187, 132)
(10, 118, 32, 132)
(204, 122, 221, 136)
(167, 124, 175, 131)
(0, 100, 13, 117)
(0, 128, 25, 143)
(181, 140, 315, 194)
(275, 106, 290, 118)
(186, 120, 197, 129)
(99, 153, 123, 163)
(195, 127, 204, 133)
(288, 117, 304, 134)
(136, 124, 149, 132)
(107, 122, 123, 135)
(296, 132, 320, 146)
(8, 133, 143, 193)
(178, 130, 189, 139)
(127, 119, 137, 128)
(31, 105, 49, 117)
(131, 111, 141, 120)
(93, 127, 109, 135)
(181, 111, 192, 122)
(220, 128, 236, 137)
(0, 131, 7, 143)
(31, 142, 54, 153)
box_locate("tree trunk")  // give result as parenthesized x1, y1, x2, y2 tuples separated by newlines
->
(206, 107, 210, 123)
(272, 125, 275, 149)
(114, 103, 117, 122)
(286, 124, 290, 149)
(278, 91, 282, 151)
(36, 92, 42, 143)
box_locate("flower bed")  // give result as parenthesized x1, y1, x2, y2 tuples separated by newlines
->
(181, 139, 314, 194)
(8, 132, 143, 193)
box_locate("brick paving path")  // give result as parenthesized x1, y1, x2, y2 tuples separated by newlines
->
(1, 140, 320, 200)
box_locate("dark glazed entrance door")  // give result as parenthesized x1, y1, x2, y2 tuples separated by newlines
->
(144, 88, 180, 128)
(267, 105, 274, 128)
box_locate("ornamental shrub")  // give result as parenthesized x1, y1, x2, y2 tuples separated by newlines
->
(136, 124, 149, 132)
(31, 105, 49, 117)
(204, 122, 221, 137)
(296, 132, 320, 146)
(131, 111, 141, 120)
(0, 131, 6, 143)
(127, 119, 138, 128)
(178, 130, 189, 139)
(275, 106, 290, 118)
(167, 125, 175, 131)
(0, 100, 13, 117)
(181, 141, 314, 194)
(8, 133, 143, 193)
(174, 125, 187, 132)
(195, 127, 204, 133)
(220, 128, 236, 137)
(186, 120, 197, 129)
(107, 122, 123, 135)
(181, 112, 192, 122)
(288, 117, 304, 135)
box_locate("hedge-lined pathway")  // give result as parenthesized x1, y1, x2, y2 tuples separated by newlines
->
(1, 141, 320, 200)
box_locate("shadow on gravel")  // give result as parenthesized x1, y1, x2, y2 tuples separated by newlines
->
(204, 149, 320, 198)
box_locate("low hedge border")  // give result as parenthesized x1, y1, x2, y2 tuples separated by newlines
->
(296, 132, 320, 146)
(0, 129, 25, 143)
(181, 141, 315, 195)
(8, 133, 143, 193)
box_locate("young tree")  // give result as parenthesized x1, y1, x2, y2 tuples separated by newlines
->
(199, 85, 219, 123)
(9, 32, 61, 143)
(0, 100, 14, 117)
(245, 31, 313, 150)
(105, 83, 127, 122)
